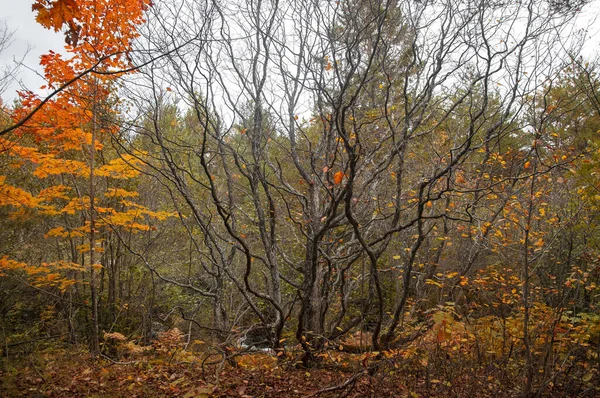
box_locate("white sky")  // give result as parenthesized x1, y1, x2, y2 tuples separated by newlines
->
(0, 0, 599, 106)
(0, 0, 64, 103)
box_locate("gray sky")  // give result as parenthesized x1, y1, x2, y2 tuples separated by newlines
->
(0, 0, 64, 103)
(0, 0, 599, 106)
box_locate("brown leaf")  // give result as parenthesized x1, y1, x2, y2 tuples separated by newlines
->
(237, 385, 247, 396)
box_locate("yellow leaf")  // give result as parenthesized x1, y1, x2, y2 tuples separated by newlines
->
(425, 279, 443, 288)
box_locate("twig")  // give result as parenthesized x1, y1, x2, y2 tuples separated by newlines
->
(28, 357, 47, 384)
(305, 369, 367, 397)
(7, 333, 67, 348)
(99, 353, 139, 366)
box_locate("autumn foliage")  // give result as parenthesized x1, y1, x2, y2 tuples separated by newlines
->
(1, 0, 162, 355)
(1, 0, 600, 397)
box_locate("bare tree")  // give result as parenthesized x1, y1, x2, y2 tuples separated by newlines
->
(0, 21, 23, 111)
(118, 0, 588, 371)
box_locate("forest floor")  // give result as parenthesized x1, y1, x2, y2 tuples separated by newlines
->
(2, 345, 594, 397)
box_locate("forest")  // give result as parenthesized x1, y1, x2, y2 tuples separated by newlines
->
(1, 0, 599, 396)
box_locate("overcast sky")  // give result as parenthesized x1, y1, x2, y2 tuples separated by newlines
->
(0, 0, 599, 105)
(0, 0, 64, 102)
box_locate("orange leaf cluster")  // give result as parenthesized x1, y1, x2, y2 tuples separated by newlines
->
(32, 0, 151, 72)
(0, 0, 160, 294)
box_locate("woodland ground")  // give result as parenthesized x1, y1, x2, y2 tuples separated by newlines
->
(0, 344, 596, 398)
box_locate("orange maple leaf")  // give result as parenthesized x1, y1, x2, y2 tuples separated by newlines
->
(33, 0, 80, 32)
(333, 171, 344, 184)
